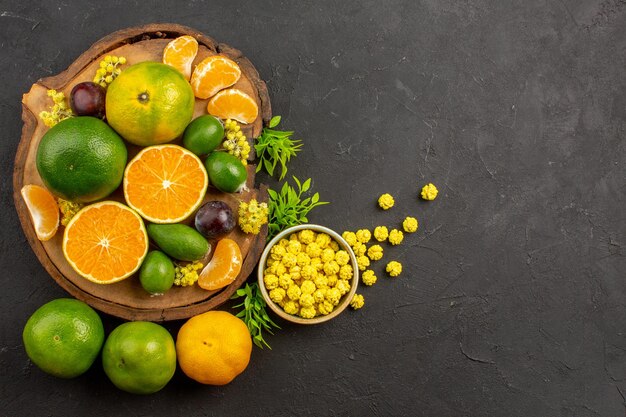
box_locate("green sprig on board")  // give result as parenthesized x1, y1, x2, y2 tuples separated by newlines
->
(267, 176, 329, 240)
(231, 283, 281, 349)
(254, 115, 302, 180)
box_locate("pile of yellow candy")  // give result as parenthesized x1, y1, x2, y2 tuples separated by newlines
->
(262, 229, 354, 319)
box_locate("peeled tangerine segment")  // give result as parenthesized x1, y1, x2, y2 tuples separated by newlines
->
(21, 184, 59, 241)
(198, 238, 242, 291)
(206, 88, 258, 124)
(163, 35, 199, 81)
(190, 55, 241, 99)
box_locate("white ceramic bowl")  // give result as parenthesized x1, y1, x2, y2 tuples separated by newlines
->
(257, 224, 359, 325)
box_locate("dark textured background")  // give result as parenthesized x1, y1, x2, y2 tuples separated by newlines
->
(1, 1, 625, 416)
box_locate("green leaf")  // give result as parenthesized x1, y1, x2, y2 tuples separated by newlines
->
(302, 178, 311, 192)
(269, 115, 281, 128)
(293, 175, 301, 190)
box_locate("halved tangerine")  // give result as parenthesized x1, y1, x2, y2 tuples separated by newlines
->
(123, 145, 208, 224)
(62, 201, 148, 284)
(190, 55, 241, 99)
(206, 89, 258, 124)
(198, 238, 242, 291)
(163, 35, 199, 81)
(20, 184, 59, 241)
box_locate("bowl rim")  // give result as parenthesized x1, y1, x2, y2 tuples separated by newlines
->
(257, 224, 359, 325)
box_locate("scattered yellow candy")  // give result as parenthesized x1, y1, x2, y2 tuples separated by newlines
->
(367, 245, 383, 261)
(355, 229, 371, 244)
(357, 255, 370, 271)
(361, 270, 377, 286)
(421, 183, 438, 200)
(350, 294, 365, 310)
(352, 242, 367, 257)
(378, 193, 395, 210)
(386, 261, 402, 277)
(403, 216, 418, 233)
(373, 226, 388, 242)
(342, 231, 357, 246)
(388, 229, 404, 245)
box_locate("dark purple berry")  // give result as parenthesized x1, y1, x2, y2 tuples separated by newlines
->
(195, 201, 236, 239)
(70, 82, 106, 118)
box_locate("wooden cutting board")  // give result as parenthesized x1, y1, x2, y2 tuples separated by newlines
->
(13, 23, 271, 321)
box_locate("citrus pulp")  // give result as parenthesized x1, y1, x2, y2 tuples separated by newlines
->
(62, 201, 148, 284)
(162, 35, 198, 81)
(190, 55, 241, 99)
(20, 184, 59, 241)
(198, 238, 242, 290)
(206, 88, 258, 124)
(123, 145, 208, 223)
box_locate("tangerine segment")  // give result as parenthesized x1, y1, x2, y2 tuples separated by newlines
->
(206, 89, 259, 124)
(20, 185, 59, 241)
(62, 201, 148, 284)
(190, 55, 241, 99)
(123, 145, 208, 224)
(163, 35, 199, 81)
(198, 238, 242, 291)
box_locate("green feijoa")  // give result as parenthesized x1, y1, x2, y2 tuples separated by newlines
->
(205, 152, 248, 193)
(146, 223, 209, 261)
(139, 251, 175, 295)
(182, 115, 224, 156)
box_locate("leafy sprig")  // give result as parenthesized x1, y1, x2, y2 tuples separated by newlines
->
(267, 176, 329, 240)
(231, 283, 281, 349)
(255, 115, 303, 180)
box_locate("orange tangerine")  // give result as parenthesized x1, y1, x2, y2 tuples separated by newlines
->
(198, 238, 242, 290)
(176, 311, 252, 385)
(62, 201, 148, 284)
(20, 185, 59, 241)
(190, 55, 241, 99)
(123, 145, 208, 224)
(206, 89, 258, 124)
(162, 35, 198, 81)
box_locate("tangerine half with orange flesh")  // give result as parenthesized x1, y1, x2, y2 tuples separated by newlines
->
(62, 201, 148, 284)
